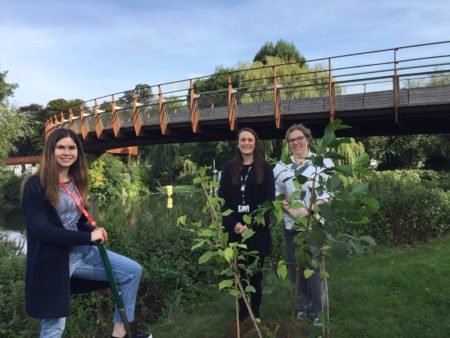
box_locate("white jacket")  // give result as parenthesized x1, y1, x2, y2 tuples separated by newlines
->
(273, 152, 333, 229)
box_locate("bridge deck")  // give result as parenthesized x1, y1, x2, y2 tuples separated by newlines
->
(70, 84, 450, 152)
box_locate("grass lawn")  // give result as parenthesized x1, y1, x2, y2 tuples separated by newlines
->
(150, 234, 450, 338)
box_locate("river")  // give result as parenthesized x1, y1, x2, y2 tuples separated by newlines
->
(0, 191, 203, 253)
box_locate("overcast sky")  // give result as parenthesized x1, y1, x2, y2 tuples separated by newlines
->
(1, 0, 450, 107)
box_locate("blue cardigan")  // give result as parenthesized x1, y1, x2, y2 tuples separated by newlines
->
(22, 175, 109, 319)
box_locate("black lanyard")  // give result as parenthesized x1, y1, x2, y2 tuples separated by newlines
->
(240, 164, 252, 205)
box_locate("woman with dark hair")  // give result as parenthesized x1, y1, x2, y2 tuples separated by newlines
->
(22, 128, 151, 338)
(218, 127, 275, 321)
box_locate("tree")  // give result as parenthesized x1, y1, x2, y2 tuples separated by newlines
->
(193, 65, 241, 109)
(0, 69, 27, 162)
(0, 105, 28, 161)
(0, 69, 18, 104)
(9, 104, 44, 156)
(253, 39, 306, 64)
(119, 83, 154, 106)
(361, 134, 450, 170)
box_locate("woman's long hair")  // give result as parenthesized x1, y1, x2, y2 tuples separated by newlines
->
(231, 128, 264, 186)
(37, 128, 88, 206)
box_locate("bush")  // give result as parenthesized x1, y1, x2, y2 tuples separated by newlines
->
(337, 170, 450, 246)
(0, 172, 22, 205)
(88, 155, 148, 201)
(0, 236, 40, 338)
(98, 193, 218, 309)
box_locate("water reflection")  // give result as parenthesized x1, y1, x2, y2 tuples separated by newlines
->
(0, 207, 27, 252)
(0, 191, 204, 252)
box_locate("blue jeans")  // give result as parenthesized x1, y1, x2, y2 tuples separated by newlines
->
(40, 245, 143, 338)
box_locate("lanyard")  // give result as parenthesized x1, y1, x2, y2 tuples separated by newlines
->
(60, 182, 97, 227)
(240, 164, 252, 205)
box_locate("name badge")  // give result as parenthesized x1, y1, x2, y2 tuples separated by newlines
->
(238, 205, 249, 213)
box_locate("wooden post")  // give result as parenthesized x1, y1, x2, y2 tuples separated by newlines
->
(190, 79, 200, 133)
(112, 95, 121, 137)
(273, 66, 281, 128)
(94, 99, 103, 138)
(159, 85, 168, 135)
(228, 74, 237, 131)
(60, 111, 65, 128)
(81, 103, 89, 140)
(133, 90, 143, 136)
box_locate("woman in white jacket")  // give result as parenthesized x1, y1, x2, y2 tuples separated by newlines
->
(273, 124, 333, 327)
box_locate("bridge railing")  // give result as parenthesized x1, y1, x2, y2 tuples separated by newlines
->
(45, 41, 450, 141)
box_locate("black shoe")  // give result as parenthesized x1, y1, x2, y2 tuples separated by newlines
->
(111, 329, 152, 338)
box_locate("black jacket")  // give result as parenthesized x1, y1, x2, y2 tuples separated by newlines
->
(218, 160, 275, 257)
(22, 175, 109, 319)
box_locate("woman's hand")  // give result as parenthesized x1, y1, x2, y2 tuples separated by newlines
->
(281, 199, 290, 212)
(234, 222, 248, 235)
(282, 199, 309, 218)
(91, 227, 107, 243)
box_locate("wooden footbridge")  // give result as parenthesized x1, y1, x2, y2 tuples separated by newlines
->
(45, 41, 450, 153)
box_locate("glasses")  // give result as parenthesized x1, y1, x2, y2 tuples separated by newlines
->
(288, 136, 305, 144)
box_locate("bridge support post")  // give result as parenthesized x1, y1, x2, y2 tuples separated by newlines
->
(112, 95, 123, 138)
(133, 91, 144, 136)
(273, 66, 282, 129)
(94, 99, 104, 139)
(159, 85, 169, 135)
(190, 79, 200, 133)
(228, 74, 237, 131)
(60, 111, 66, 128)
(80, 103, 89, 140)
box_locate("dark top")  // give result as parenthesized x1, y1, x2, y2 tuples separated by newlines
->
(218, 160, 275, 257)
(22, 175, 109, 319)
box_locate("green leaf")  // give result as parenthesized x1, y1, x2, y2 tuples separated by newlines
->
(245, 285, 256, 293)
(361, 196, 380, 213)
(349, 239, 364, 255)
(199, 229, 214, 237)
(218, 279, 234, 290)
(191, 240, 206, 251)
(352, 182, 369, 195)
(335, 164, 353, 176)
(277, 260, 288, 280)
(222, 209, 233, 216)
(192, 177, 202, 185)
(243, 214, 252, 224)
(304, 268, 314, 279)
(241, 228, 255, 240)
(359, 235, 376, 246)
(176, 215, 187, 226)
(229, 289, 241, 297)
(324, 118, 350, 134)
(198, 251, 213, 264)
(356, 153, 369, 166)
(224, 247, 233, 262)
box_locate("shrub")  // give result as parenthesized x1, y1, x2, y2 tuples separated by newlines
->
(0, 172, 22, 204)
(338, 170, 450, 246)
(0, 236, 40, 337)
